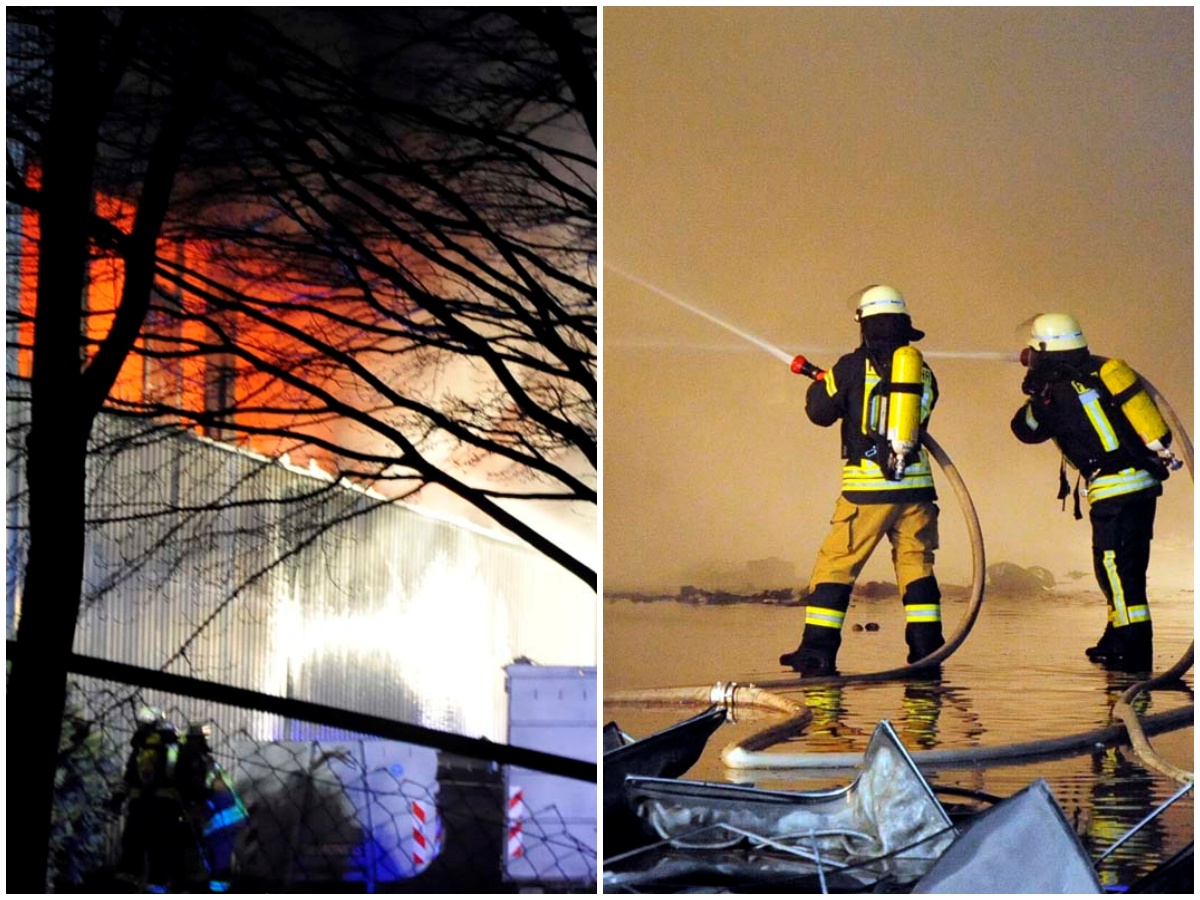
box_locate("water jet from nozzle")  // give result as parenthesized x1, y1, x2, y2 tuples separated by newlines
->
(609, 267, 794, 365)
(924, 350, 1020, 362)
(608, 267, 1021, 366)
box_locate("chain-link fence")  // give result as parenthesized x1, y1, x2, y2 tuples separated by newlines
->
(48, 672, 596, 893)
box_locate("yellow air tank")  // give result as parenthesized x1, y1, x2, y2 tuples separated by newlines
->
(1099, 358, 1170, 450)
(885, 346, 924, 478)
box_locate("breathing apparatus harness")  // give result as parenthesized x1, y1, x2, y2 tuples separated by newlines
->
(797, 337, 929, 485)
(1020, 350, 1178, 518)
(868, 341, 927, 482)
(831, 325, 925, 485)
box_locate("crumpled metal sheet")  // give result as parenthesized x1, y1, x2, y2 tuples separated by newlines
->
(620, 719, 956, 886)
(605, 706, 728, 816)
(912, 778, 1104, 894)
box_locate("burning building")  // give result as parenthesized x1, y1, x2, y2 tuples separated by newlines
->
(7, 53, 596, 899)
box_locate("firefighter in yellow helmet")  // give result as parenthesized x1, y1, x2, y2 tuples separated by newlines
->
(1011, 313, 1178, 672)
(115, 708, 200, 889)
(780, 285, 944, 676)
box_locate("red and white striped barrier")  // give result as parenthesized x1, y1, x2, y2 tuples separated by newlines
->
(411, 799, 443, 872)
(506, 785, 525, 861)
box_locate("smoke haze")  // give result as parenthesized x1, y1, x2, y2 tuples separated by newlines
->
(602, 7, 1193, 594)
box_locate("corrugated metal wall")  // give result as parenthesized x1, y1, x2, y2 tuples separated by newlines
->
(8, 411, 596, 743)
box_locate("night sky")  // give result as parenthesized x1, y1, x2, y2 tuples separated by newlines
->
(602, 7, 1193, 593)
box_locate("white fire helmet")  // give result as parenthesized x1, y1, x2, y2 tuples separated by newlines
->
(854, 285, 909, 321)
(136, 705, 166, 726)
(1027, 313, 1087, 352)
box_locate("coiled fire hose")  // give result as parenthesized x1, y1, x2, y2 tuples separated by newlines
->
(605, 356, 987, 742)
(1106, 376, 1194, 785)
(606, 360, 1193, 782)
(719, 368, 1194, 774)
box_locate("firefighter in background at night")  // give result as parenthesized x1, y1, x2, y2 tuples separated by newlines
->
(114, 708, 198, 890)
(779, 285, 944, 676)
(177, 723, 248, 888)
(114, 709, 247, 891)
(1010, 313, 1179, 673)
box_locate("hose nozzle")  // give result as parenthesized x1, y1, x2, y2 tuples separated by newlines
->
(791, 355, 826, 380)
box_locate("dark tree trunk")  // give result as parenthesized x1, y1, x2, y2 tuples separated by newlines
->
(7, 10, 102, 892)
(7, 10, 222, 889)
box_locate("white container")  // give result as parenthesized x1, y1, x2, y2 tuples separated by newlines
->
(503, 663, 597, 886)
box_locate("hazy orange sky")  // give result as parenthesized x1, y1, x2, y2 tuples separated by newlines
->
(602, 7, 1193, 592)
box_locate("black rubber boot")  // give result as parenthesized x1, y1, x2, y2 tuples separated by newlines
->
(778, 643, 839, 676)
(903, 576, 945, 667)
(1086, 622, 1153, 673)
(1084, 623, 1117, 661)
(780, 583, 850, 675)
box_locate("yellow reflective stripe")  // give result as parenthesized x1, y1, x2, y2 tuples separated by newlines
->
(204, 804, 249, 835)
(905, 604, 941, 623)
(1087, 468, 1159, 502)
(1078, 388, 1120, 451)
(1109, 606, 1150, 624)
(841, 476, 937, 491)
(805, 606, 846, 629)
(862, 362, 881, 434)
(1102, 550, 1128, 625)
(1024, 403, 1039, 431)
(842, 459, 934, 491)
(824, 366, 838, 397)
(843, 459, 933, 477)
(920, 369, 935, 422)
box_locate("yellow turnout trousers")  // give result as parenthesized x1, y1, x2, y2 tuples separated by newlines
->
(809, 496, 939, 594)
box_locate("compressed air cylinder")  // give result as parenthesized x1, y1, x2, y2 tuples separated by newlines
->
(886, 346, 924, 456)
(1099, 358, 1170, 449)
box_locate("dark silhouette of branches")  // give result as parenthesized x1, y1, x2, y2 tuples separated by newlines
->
(7, 8, 240, 891)
(10, 6, 596, 578)
(6, 7, 595, 890)
(170, 8, 597, 553)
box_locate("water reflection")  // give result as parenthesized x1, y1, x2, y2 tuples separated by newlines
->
(1088, 669, 1195, 888)
(603, 590, 1194, 880)
(794, 677, 986, 756)
(798, 683, 854, 750)
(1087, 746, 1164, 889)
(899, 680, 943, 751)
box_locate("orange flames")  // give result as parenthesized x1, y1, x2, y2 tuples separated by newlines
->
(15, 168, 586, 535)
(15, 171, 371, 469)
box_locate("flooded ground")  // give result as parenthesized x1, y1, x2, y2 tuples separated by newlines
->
(603, 587, 1194, 889)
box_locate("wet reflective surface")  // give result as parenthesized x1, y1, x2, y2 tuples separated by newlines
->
(604, 588, 1194, 889)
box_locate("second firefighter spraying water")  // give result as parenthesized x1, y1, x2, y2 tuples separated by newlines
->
(1010, 313, 1178, 673)
(779, 285, 945, 676)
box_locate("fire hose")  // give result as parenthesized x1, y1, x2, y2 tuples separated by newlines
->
(605, 353, 985, 741)
(719, 365, 1194, 776)
(1106, 376, 1194, 785)
(606, 357, 1193, 781)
